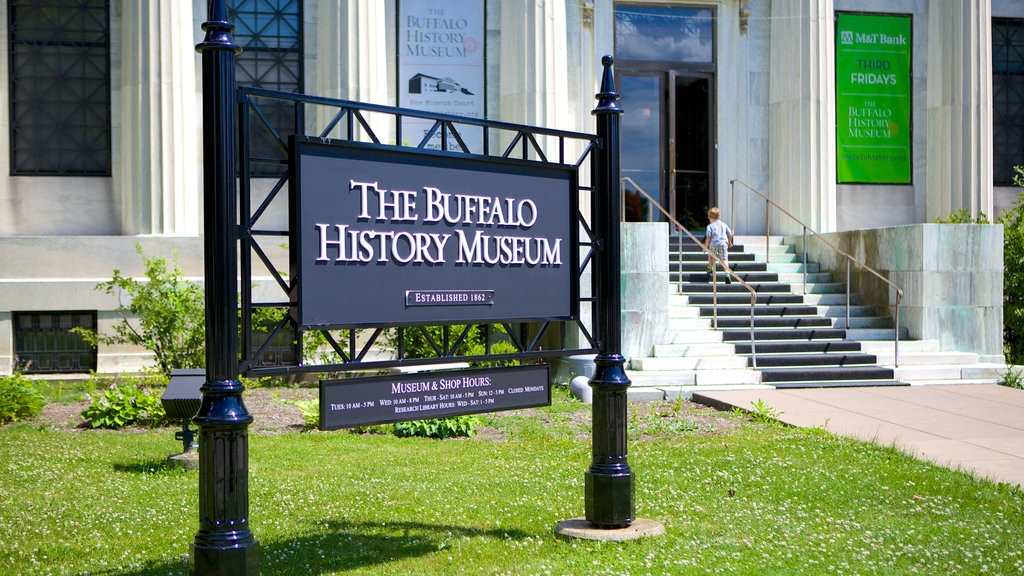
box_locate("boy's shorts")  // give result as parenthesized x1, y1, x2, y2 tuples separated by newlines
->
(710, 245, 728, 263)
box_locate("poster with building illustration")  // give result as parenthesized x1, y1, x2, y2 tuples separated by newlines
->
(399, 0, 485, 153)
(835, 13, 912, 184)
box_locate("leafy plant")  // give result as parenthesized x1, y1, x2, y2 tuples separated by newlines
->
(74, 244, 205, 376)
(1002, 166, 1024, 364)
(740, 398, 784, 425)
(393, 415, 480, 439)
(0, 371, 45, 424)
(1001, 366, 1024, 390)
(933, 207, 990, 224)
(80, 375, 169, 429)
(285, 398, 320, 430)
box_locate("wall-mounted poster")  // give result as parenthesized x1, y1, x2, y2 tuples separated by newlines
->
(398, 0, 485, 153)
(835, 13, 912, 184)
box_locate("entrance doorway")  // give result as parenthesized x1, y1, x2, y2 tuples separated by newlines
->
(619, 71, 714, 230)
(614, 4, 716, 229)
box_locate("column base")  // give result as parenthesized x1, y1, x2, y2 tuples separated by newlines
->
(190, 540, 260, 576)
(585, 469, 635, 527)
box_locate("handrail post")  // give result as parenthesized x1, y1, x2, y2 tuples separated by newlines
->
(802, 227, 808, 294)
(846, 258, 852, 331)
(712, 266, 718, 329)
(764, 198, 770, 264)
(894, 294, 901, 367)
(677, 227, 684, 294)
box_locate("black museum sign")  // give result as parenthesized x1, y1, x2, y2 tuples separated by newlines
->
(291, 138, 579, 329)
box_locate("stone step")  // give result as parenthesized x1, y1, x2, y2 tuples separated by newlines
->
(816, 304, 878, 317)
(846, 327, 909, 340)
(663, 330, 724, 344)
(800, 293, 865, 306)
(893, 363, 1006, 382)
(714, 316, 835, 329)
(777, 272, 834, 284)
(722, 327, 848, 341)
(829, 317, 894, 329)
(870, 351, 979, 366)
(750, 352, 878, 368)
(626, 368, 762, 388)
(759, 365, 895, 384)
(651, 342, 737, 357)
(770, 379, 908, 389)
(858, 340, 941, 355)
(765, 262, 821, 274)
(674, 283, 794, 295)
(735, 340, 863, 355)
(629, 355, 750, 371)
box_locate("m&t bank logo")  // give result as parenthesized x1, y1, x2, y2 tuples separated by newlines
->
(840, 30, 854, 45)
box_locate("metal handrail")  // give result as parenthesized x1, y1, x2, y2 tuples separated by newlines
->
(730, 179, 903, 367)
(622, 177, 758, 368)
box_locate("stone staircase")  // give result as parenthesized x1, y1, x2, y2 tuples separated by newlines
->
(626, 235, 1005, 400)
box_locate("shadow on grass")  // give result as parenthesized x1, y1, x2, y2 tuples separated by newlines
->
(112, 457, 191, 475)
(84, 519, 530, 576)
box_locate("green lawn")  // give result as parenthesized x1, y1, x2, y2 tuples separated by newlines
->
(1, 394, 1022, 575)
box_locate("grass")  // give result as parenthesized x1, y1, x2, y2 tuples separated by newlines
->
(2, 394, 1024, 575)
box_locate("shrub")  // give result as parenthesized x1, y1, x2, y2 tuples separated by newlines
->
(393, 415, 480, 439)
(0, 371, 45, 424)
(1001, 366, 1023, 390)
(81, 374, 169, 429)
(74, 244, 205, 376)
(285, 398, 320, 430)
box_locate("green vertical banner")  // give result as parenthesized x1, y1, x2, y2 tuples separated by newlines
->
(835, 13, 912, 184)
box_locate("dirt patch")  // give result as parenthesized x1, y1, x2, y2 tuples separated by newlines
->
(28, 387, 741, 439)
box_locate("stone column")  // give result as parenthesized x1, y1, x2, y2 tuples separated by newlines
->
(925, 0, 993, 221)
(315, 0, 388, 138)
(499, 0, 569, 131)
(119, 1, 200, 235)
(768, 0, 836, 233)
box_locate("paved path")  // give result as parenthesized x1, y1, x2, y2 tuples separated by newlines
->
(693, 384, 1024, 488)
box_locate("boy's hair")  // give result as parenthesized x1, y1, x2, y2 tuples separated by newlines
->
(708, 207, 721, 220)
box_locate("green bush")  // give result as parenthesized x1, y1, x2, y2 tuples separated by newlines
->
(1002, 166, 1024, 364)
(81, 375, 169, 429)
(285, 398, 320, 430)
(74, 244, 205, 376)
(0, 372, 45, 424)
(393, 415, 480, 439)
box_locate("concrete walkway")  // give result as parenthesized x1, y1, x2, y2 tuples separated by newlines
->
(692, 384, 1024, 488)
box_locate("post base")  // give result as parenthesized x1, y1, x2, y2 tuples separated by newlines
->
(555, 517, 665, 542)
(190, 540, 259, 576)
(585, 469, 635, 527)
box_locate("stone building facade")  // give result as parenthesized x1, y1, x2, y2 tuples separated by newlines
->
(0, 0, 1020, 374)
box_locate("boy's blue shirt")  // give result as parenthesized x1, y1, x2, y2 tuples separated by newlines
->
(706, 219, 732, 248)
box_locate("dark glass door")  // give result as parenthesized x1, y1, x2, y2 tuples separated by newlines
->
(671, 72, 713, 231)
(619, 71, 713, 228)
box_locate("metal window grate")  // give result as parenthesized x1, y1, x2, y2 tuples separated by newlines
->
(7, 0, 111, 176)
(13, 311, 97, 374)
(994, 18, 1024, 186)
(230, 0, 303, 178)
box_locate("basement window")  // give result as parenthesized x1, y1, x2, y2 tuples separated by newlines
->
(13, 311, 97, 374)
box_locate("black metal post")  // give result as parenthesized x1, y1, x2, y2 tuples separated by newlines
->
(586, 56, 635, 527)
(192, 1, 259, 574)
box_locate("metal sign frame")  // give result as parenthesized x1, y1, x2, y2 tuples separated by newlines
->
(236, 86, 601, 377)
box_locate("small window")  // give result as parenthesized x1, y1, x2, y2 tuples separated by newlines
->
(7, 0, 112, 175)
(14, 311, 97, 374)
(993, 18, 1024, 186)
(615, 4, 714, 65)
